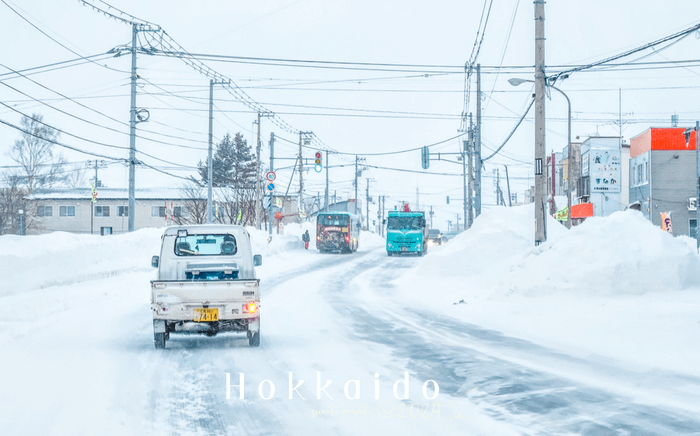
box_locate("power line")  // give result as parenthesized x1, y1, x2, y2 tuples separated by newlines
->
(1, 0, 129, 75)
(0, 117, 124, 162)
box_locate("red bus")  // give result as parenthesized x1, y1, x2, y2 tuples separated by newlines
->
(316, 212, 360, 253)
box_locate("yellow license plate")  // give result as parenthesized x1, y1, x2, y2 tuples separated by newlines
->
(194, 308, 219, 322)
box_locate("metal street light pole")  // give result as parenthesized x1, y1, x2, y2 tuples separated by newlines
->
(509, 77, 571, 228)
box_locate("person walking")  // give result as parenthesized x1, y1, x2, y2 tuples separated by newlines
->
(302, 230, 310, 250)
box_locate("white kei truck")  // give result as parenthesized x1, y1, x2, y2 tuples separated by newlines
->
(150, 225, 262, 349)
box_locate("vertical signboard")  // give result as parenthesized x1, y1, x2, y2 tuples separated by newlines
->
(589, 149, 621, 193)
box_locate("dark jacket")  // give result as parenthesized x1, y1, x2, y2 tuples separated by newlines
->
(302, 231, 310, 242)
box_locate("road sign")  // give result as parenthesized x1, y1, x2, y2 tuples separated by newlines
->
(275, 197, 282, 208)
(262, 196, 271, 209)
(265, 171, 276, 182)
(266, 183, 275, 192)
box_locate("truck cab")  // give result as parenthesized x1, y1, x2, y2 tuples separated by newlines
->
(386, 210, 428, 256)
(150, 225, 262, 348)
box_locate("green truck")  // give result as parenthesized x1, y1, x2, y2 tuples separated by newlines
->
(386, 209, 428, 256)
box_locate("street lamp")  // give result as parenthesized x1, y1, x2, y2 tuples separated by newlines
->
(509, 78, 572, 229)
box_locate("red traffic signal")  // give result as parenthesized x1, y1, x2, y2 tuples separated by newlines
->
(314, 151, 322, 172)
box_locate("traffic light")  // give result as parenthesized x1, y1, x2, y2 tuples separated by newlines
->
(314, 151, 322, 172)
(421, 146, 430, 169)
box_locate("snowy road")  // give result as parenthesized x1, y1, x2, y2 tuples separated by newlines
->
(2, 228, 700, 435)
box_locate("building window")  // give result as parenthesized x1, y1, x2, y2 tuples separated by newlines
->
(95, 206, 110, 217)
(637, 165, 643, 185)
(645, 161, 649, 182)
(152, 206, 166, 217)
(59, 206, 75, 217)
(101, 227, 113, 236)
(691, 219, 698, 239)
(117, 206, 128, 217)
(174, 206, 183, 217)
(37, 205, 53, 217)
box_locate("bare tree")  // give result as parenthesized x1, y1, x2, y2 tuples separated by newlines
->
(0, 178, 35, 235)
(175, 180, 207, 225)
(63, 164, 87, 189)
(8, 114, 66, 191)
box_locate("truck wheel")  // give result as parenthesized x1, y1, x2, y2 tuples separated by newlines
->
(387, 251, 392, 257)
(249, 331, 261, 347)
(154, 332, 166, 349)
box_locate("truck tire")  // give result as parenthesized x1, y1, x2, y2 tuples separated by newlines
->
(154, 332, 166, 349)
(387, 251, 393, 257)
(249, 331, 261, 347)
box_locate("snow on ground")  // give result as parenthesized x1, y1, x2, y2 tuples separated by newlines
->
(2, 210, 700, 435)
(388, 205, 700, 380)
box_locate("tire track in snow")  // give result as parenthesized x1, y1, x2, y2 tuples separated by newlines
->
(316, 250, 700, 435)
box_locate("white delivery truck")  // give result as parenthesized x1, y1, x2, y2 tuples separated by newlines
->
(150, 225, 262, 349)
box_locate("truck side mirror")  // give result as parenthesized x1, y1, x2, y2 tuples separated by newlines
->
(151, 255, 159, 268)
(253, 254, 262, 266)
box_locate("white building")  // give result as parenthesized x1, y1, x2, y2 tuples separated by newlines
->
(579, 136, 624, 217)
(27, 188, 192, 235)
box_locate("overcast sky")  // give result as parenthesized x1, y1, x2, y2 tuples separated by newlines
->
(2, 0, 700, 231)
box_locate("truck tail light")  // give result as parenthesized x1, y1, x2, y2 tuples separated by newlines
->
(317, 235, 321, 241)
(345, 235, 350, 242)
(243, 302, 257, 314)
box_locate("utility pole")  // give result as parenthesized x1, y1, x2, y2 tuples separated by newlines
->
(325, 150, 329, 211)
(382, 195, 385, 237)
(206, 79, 228, 224)
(299, 132, 304, 215)
(255, 113, 262, 229)
(207, 80, 214, 224)
(298, 131, 313, 216)
(504, 165, 512, 207)
(475, 64, 482, 218)
(534, 0, 547, 245)
(127, 23, 138, 233)
(461, 137, 467, 230)
(696, 121, 700, 252)
(429, 205, 434, 229)
(467, 114, 474, 228)
(495, 168, 501, 206)
(456, 214, 461, 232)
(366, 179, 370, 231)
(268, 132, 275, 240)
(254, 112, 273, 229)
(354, 155, 359, 215)
(86, 160, 106, 235)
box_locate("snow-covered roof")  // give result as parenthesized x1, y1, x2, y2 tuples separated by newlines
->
(26, 187, 203, 201)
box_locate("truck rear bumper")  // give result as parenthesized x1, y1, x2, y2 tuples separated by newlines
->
(154, 317, 259, 334)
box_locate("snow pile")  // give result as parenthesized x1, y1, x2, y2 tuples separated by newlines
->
(403, 204, 700, 298)
(0, 228, 163, 297)
(510, 210, 700, 296)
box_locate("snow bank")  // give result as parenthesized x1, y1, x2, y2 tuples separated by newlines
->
(0, 228, 163, 297)
(405, 204, 700, 298)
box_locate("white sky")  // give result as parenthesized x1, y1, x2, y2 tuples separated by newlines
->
(2, 0, 700, 231)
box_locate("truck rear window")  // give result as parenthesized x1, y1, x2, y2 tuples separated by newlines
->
(174, 234, 237, 256)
